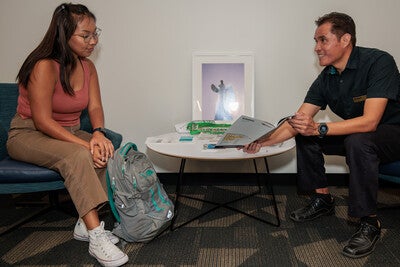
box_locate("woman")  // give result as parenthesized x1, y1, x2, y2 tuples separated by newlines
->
(6, 3, 128, 266)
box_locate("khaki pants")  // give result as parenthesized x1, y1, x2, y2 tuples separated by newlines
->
(7, 115, 108, 218)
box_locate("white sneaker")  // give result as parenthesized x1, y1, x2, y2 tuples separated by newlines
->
(74, 218, 119, 244)
(88, 221, 129, 267)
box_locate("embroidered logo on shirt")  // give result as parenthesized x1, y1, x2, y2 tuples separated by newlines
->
(328, 66, 338, 75)
(353, 95, 367, 103)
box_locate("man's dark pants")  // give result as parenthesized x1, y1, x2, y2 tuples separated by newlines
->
(296, 124, 400, 218)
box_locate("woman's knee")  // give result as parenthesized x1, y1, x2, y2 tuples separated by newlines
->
(53, 145, 93, 172)
(70, 146, 93, 164)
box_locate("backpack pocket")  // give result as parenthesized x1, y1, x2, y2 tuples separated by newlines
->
(141, 183, 174, 221)
(125, 152, 158, 191)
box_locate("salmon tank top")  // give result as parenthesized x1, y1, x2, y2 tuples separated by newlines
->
(17, 59, 90, 127)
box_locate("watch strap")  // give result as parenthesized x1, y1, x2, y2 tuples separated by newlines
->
(93, 127, 106, 136)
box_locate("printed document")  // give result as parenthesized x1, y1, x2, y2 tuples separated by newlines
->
(215, 115, 292, 148)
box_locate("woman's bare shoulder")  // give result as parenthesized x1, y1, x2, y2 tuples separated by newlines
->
(30, 59, 58, 83)
(33, 59, 57, 74)
(81, 57, 97, 73)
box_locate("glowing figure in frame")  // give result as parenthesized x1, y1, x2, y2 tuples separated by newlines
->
(210, 80, 238, 121)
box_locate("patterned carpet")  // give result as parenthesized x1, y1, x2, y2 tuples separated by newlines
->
(1, 181, 400, 266)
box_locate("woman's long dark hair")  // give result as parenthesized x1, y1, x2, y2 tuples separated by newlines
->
(17, 3, 96, 95)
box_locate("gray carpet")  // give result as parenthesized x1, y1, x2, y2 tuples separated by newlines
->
(1, 183, 400, 266)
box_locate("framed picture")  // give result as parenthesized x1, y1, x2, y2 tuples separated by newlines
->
(192, 52, 254, 121)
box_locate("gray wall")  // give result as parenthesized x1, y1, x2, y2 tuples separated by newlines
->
(1, 0, 400, 173)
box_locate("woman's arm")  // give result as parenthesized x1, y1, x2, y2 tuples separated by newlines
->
(85, 59, 114, 161)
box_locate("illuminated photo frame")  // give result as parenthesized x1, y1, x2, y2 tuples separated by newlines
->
(192, 52, 254, 121)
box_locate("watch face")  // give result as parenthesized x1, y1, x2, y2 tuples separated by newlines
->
(319, 123, 328, 135)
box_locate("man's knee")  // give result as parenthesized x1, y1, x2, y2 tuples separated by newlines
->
(344, 133, 373, 152)
(295, 134, 314, 147)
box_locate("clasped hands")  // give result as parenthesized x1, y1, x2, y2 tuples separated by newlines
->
(90, 133, 114, 168)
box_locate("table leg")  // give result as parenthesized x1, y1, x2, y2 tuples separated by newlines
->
(264, 157, 280, 226)
(221, 158, 280, 226)
(171, 158, 222, 230)
(170, 157, 280, 230)
(170, 158, 185, 230)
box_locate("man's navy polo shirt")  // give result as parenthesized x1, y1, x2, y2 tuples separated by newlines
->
(305, 46, 400, 124)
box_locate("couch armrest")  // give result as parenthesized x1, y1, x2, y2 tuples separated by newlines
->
(0, 123, 7, 160)
(79, 109, 122, 149)
(104, 128, 123, 150)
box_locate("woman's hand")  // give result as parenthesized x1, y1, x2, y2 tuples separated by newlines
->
(89, 132, 114, 163)
(92, 145, 108, 168)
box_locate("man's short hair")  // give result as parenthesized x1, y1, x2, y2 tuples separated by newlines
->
(315, 12, 356, 47)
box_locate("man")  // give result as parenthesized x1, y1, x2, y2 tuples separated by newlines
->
(243, 12, 400, 258)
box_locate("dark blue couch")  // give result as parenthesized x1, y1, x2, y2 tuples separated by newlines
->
(0, 83, 122, 234)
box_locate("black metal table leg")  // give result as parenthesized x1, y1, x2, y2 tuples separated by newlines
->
(170, 157, 280, 230)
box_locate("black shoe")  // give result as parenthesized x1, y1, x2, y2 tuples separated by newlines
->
(342, 221, 381, 258)
(290, 195, 334, 222)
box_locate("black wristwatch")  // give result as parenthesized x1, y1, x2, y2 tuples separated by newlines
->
(93, 127, 107, 137)
(318, 123, 328, 138)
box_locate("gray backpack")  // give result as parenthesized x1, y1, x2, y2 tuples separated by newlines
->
(106, 142, 174, 242)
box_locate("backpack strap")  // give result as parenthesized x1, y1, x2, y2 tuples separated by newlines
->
(119, 142, 138, 156)
(107, 142, 138, 222)
(106, 169, 121, 222)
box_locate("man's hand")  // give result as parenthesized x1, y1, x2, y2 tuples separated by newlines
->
(241, 142, 262, 154)
(287, 112, 318, 136)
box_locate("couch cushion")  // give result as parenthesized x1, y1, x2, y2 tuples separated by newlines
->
(379, 161, 400, 177)
(0, 124, 7, 160)
(0, 156, 63, 183)
(0, 83, 19, 159)
(0, 83, 18, 127)
(80, 108, 92, 133)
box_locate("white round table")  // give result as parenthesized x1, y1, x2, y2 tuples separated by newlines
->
(145, 132, 295, 229)
(145, 132, 295, 160)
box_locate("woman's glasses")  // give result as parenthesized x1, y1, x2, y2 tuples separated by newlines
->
(74, 28, 102, 43)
